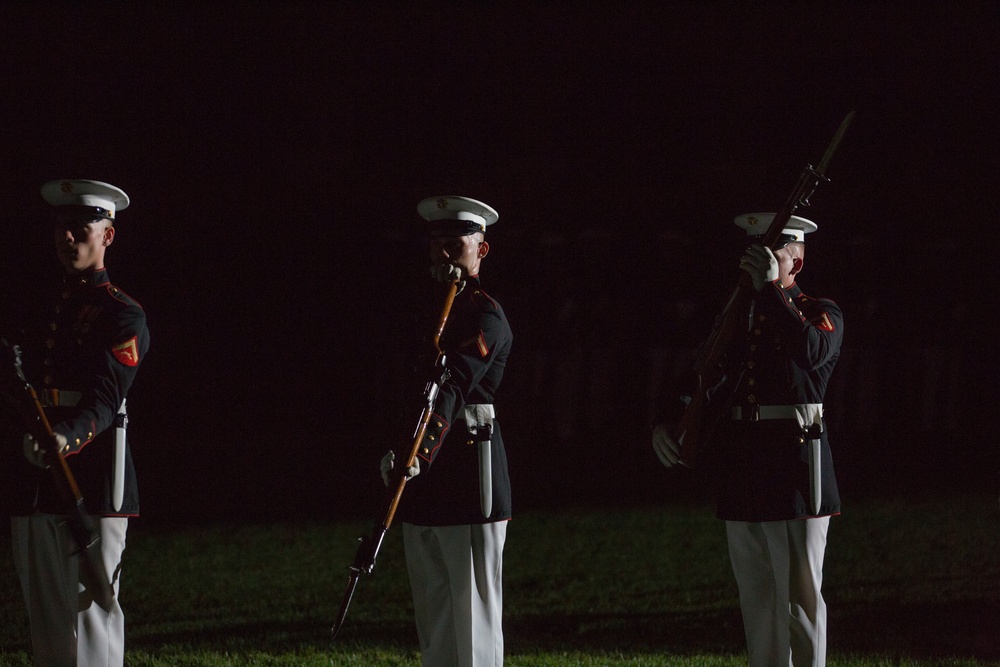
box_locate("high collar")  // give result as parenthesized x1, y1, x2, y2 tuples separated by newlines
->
(458, 275, 483, 295)
(784, 282, 802, 298)
(62, 267, 110, 291)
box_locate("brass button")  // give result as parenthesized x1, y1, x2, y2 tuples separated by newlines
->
(436, 421, 443, 427)
(43, 375, 53, 385)
(49, 322, 57, 331)
(421, 448, 429, 455)
(746, 360, 755, 369)
(74, 438, 81, 445)
(46, 339, 55, 349)
(746, 377, 755, 386)
(746, 395, 757, 404)
(752, 328, 761, 336)
(757, 314, 766, 322)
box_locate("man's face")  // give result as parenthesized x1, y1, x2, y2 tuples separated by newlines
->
(772, 242, 803, 287)
(429, 233, 489, 278)
(53, 216, 114, 274)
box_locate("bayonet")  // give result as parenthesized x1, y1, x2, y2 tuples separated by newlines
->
(817, 110, 855, 177)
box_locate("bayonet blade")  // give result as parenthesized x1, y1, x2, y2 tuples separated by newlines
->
(330, 569, 362, 640)
(66, 504, 115, 612)
(816, 111, 855, 176)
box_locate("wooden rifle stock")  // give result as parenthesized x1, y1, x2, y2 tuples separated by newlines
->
(675, 112, 855, 468)
(331, 277, 460, 639)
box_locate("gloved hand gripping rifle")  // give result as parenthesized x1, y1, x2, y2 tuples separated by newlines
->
(674, 111, 855, 469)
(330, 276, 461, 639)
(0, 339, 116, 611)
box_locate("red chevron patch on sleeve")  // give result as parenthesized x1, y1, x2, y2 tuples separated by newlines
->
(810, 312, 836, 332)
(460, 330, 490, 358)
(112, 336, 140, 366)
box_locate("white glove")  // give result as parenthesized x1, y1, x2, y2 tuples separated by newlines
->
(430, 263, 466, 295)
(380, 450, 420, 487)
(651, 424, 681, 469)
(23, 433, 66, 468)
(739, 244, 779, 291)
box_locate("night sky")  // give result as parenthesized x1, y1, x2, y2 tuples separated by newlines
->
(1, 2, 996, 522)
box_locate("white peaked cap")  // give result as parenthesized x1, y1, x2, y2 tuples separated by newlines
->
(41, 179, 130, 219)
(734, 212, 817, 243)
(418, 196, 498, 234)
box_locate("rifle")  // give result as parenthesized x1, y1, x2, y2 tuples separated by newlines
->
(675, 111, 855, 468)
(0, 339, 116, 611)
(330, 277, 461, 639)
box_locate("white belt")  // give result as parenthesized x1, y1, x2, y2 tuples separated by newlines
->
(732, 403, 823, 429)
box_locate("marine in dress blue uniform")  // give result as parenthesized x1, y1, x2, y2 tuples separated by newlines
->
(382, 196, 512, 667)
(6, 180, 149, 667)
(653, 213, 842, 667)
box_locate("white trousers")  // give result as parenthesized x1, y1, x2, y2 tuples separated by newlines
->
(11, 514, 128, 667)
(403, 521, 507, 667)
(726, 517, 829, 667)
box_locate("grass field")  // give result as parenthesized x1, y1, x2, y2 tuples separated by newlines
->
(1, 494, 998, 666)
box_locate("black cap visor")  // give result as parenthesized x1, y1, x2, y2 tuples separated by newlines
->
(429, 219, 485, 239)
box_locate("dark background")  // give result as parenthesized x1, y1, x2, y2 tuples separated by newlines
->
(0, 1, 996, 523)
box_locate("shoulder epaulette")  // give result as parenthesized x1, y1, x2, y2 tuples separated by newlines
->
(468, 287, 499, 310)
(106, 284, 144, 310)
